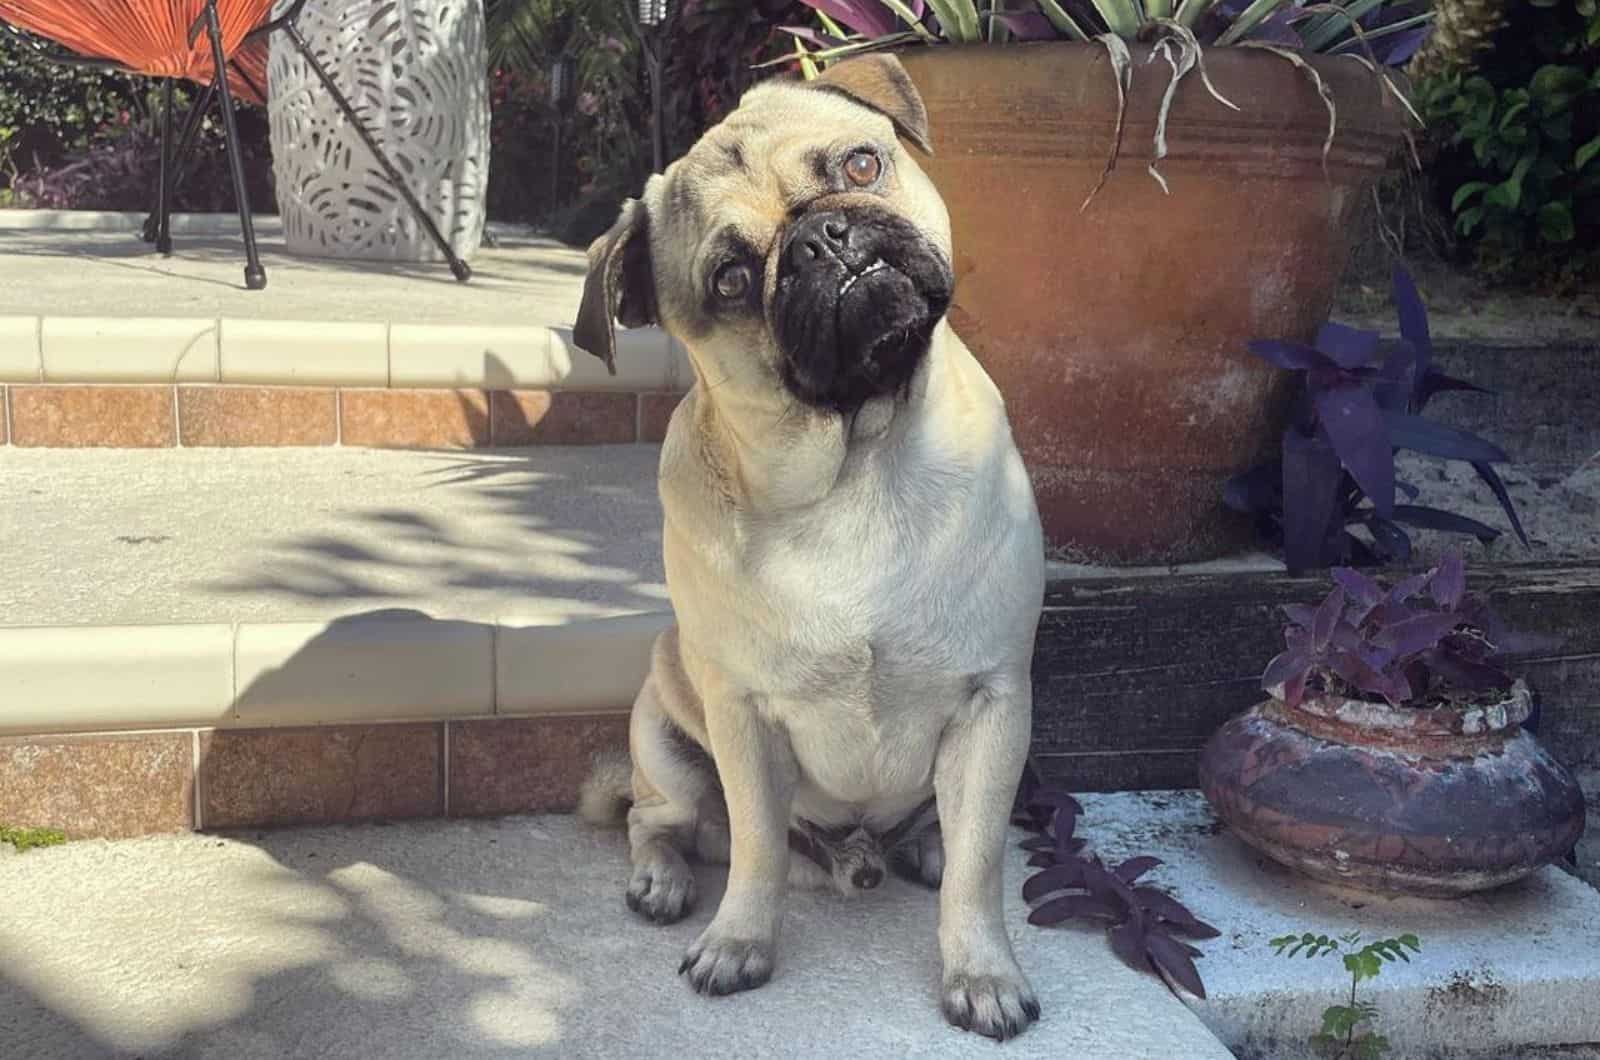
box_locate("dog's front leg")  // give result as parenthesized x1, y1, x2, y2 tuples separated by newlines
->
(934, 673, 1040, 1040)
(679, 691, 796, 996)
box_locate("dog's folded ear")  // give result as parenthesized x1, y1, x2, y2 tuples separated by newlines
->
(573, 197, 658, 375)
(807, 54, 932, 155)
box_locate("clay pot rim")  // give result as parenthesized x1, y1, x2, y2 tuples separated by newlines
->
(1274, 678, 1533, 739)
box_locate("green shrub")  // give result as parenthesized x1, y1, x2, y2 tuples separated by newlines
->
(1418, 0, 1600, 283)
(0, 28, 145, 193)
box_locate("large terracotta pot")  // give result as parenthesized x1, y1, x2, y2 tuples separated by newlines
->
(1198, 685, 1587, 897)
(899, 45, 1408, 562)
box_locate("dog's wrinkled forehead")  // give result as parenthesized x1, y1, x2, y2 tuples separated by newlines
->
(657, 83, 901, 247)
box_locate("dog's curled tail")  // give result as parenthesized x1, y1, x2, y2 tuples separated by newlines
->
(577, 749, 633, 828)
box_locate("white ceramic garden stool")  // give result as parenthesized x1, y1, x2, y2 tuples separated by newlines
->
(266, 0, 490, 265)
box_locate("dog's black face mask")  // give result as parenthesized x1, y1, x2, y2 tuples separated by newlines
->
(770, 202, 953, 413)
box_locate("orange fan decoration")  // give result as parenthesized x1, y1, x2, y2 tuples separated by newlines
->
(0, 0, 272, 103)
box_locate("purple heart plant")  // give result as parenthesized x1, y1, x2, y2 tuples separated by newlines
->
(1225, 266, 1529, 574)
(1262, 552, 1561, 710)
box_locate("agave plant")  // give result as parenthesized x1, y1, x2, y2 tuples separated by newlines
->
(779, 0, 1430, 201)
(784, 0, 1431, 60)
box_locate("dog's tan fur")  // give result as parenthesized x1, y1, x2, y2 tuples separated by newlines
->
(574, 56, 1045, 1040)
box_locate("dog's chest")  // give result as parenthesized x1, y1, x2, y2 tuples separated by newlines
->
(732, 472, 1020, 806)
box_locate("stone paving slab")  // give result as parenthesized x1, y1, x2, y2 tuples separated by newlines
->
(0, 218, 587, 325)
(0, 815, 1231, 1060)
(1080, 792, 1600, 1060)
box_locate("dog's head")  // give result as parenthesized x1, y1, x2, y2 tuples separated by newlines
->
(573, 55, 953, 414)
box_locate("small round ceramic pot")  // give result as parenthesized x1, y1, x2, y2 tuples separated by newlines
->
(1199, 682, 1587, 898)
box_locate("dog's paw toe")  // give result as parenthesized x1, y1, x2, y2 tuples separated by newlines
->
(626, 861, 696, 924)
(941, 972, 1041, 1041)
(678, 934, 774, 996)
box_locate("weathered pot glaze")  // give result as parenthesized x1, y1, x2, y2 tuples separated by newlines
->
(898, 44, 1407, 562)
(1199, 685, 1587, 897)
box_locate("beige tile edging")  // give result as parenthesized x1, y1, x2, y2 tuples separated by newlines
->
(0, 314, 685, 392)
(0, 610, 670, 736)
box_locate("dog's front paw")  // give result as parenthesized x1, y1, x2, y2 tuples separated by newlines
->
(941, 970, 1041, 1041)
(678, 931, 774, 996)
(626, 850, 696, 924)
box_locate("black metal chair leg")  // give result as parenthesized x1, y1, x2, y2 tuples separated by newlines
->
(282, 20, 472, 282)
(202, 0, 266, 290)
(155, 79, 174, 255)
(144, 81, 216, 244)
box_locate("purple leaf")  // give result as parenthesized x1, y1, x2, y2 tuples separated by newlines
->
(1028, 894, 1126, 925)
(1115, 856, 1162, 883)
(1373, 24, 1429, 66)
(1392, 266, 1432, 390)
(1384, 412, 1508, 464)
(1134, 887, 1221, 938)
(1372, 612, 1462, 658)
(1107, 918, 1150, 971)
(1431, 552, 1466, 608)
(1331, 567, 1382, 606)
(1022, 863, 1088, 902)
(797, 0, 897, 37)
(1249, 340, 1326, 371)
(1373, 339, 1417, 412)
(1311, 585, 1346, 652)
(1282, 603, 1319, 628)
(1020, 835, 1055, 852)
(1264, 649, 1312, 703)
(1390, 505, 1502, 543)
(1471, 461, 1530, 548)
(1281, 430, 1346, 574)
(1144, 929, 1209, 998)
(1328, 649, 1411, 704)
(1386, 571, 1431, 605)
(1314, 386, 1394, 517)
(1315, 322, 1383, 369)
(1027, 852, 1054, 868)
(778, 25, 849, 47)
(1366, 516, 1413, 563)
(1416, 370, 1491, 408)
(991, 10, 1057, 39)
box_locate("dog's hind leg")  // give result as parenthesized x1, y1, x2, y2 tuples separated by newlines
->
(625, 669, 722, 925)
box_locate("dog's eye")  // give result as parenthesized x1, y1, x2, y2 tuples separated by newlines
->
(713, 262, 752, 300)
(844, 149, 882, 187)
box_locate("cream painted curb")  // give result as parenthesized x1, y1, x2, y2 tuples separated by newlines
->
(220, 319, 389, 386)
(0, 316, 41, 381)
(392, 323, 677, 391)
(0, 624, 236, 731)
(0, 611, 670, 735)
(496, 611, 669, 715)
(234, 616, 495, 725)
(0, 316, 682, 392)
(42, 317, 219, 383)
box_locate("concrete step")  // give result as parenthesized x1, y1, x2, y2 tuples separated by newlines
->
(1, 445, 666, 628)
(0, 813, 1233, 1060)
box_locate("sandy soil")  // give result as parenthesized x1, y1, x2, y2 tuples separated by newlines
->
(1398, 452, 1600, 565)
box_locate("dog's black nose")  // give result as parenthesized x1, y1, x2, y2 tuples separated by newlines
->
(787, 210, 855, 271)
(852, 865, 883, 890)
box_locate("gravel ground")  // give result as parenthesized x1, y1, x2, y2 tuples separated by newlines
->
(1395, 453, 1600, 566)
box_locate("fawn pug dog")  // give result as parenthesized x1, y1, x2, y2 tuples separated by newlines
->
(573, 54, 1044, 1040)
